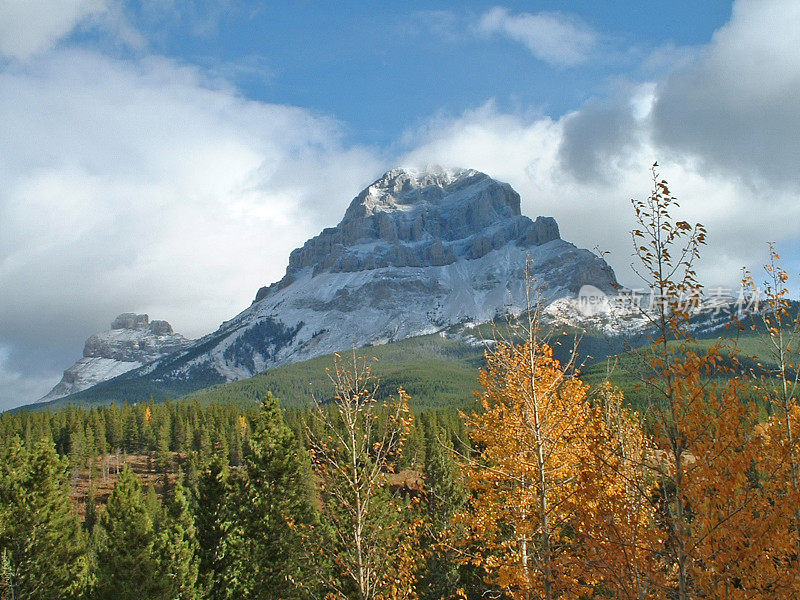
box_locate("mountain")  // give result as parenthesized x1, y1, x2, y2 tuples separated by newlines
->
(40, 166, 620, 406)
(39, 313, 191, 402)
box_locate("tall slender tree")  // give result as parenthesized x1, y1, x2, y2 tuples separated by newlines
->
(0, 437, 89, 600)
(458, 333, 593, 600)
(419, 425, 470, 600)
(154, 475, 200, 600)
(96, 466, 162, 600)
(195, 455, 229, 599)
(219, 393, 319, 599)
(307, 352, 419, 600)
(622, 164, 775, 599)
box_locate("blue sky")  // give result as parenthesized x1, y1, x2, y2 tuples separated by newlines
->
(89, 1, 734, 146)
(1, 0, 798, 409)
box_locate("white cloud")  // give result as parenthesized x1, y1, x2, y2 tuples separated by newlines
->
(0, 48, 383, 406)
(398, 0, 799, 290)
(477, 7, 599, 66)
(0, 0, 112, 59)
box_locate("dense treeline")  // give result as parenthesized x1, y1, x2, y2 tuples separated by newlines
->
(4, 168, 800, 599)
(0, 391, 469, 599)
(0, 397, 467, 476)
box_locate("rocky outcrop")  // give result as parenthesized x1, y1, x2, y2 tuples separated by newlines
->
(268, 168, 561, 286)
(111, 313, 150, 330)
(39, 314, 191, 402)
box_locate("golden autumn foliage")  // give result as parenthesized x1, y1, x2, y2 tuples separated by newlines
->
(623, 165, 786, 599)
(743, 246, 800, 594)
(575, 382, 662, 600)
(458, 339, 593, 600)
(448, 166, 800, 600)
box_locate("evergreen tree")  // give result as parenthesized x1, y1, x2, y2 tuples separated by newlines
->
(96, 466, 162, 599)
(145, 483, 161, 517)
(92, 410, 107, 456)
(85, 481, 97, 534)
(68, 424, 86, 470)
(155, 420, 172, 473)
(195, 455, 229, 599)
(173, 416, 189, 454)
(220, 393, 319, 599)
(122, 409, 138, 453)
(105, 406, 123, 454)
(0, 438, 90, 600)
(419, 426, 470, 600)
(154, 475, 200, 600)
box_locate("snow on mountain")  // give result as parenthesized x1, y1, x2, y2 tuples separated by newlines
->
(39, 313, 191, 402)
(130, 166, 619, 386)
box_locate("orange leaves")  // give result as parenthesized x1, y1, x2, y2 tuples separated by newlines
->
(458, 338, 595, 600)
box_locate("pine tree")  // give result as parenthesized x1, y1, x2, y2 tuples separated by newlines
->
(96, 466, 162, 599)
(92, 409, 107, 456)
(173, 416, 189, 454)
(105, 405, 123, 454)
(155, 420, 172, 474)
(0, 438, 90, 600)
(195, 455, 229, 599)
(219, 393, 319, 599)
(122, 408, 139, 453)
(154, 474, 200, 600)
(145, 482, 161, 517)
(85, 480, 98, 534)
(419, 426, 471, 600)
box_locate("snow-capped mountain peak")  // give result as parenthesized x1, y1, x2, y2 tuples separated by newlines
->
(153, 167, 617, 384)
(46, 167, 620, 400)
(39, 313, 191, 402)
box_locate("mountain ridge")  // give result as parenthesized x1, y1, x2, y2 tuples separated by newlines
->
(38, 166, 620, 405)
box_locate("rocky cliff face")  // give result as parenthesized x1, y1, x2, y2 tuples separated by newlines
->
(255, 168, 561, 301)
(39, 313, 191, 402)
(129, 166, 618, 386)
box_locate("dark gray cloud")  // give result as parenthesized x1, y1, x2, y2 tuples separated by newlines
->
(402, 1, 800, 300)
(652, 0, 800, 189)
(557, 98, 641, 182)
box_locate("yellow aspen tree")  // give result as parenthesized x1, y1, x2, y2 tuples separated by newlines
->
(742, 248, 800, 595)
(671, 356, 785, 599)
(307, 352, 418, 600)
(458, 321, 594, 600)
(575, 381, 663, 600)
